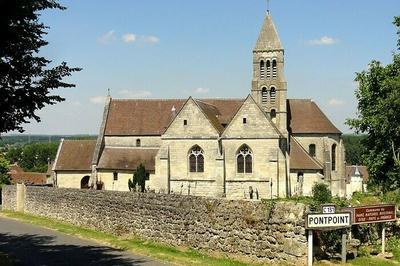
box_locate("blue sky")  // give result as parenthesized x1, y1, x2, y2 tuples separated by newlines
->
(15, 0, 400, 135)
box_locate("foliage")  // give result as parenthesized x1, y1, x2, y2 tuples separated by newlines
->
(0, 135, 97, 148)
(346, 17, 400, 191)
(387, 235, 400, 253)
(129, 164, 147, 192)
(311, 183, 332, 209)
(0, 0, 81, 134)
(5, 142, 58, 172)
(0, 155, 11, 188)
(342, 134, 367, 165)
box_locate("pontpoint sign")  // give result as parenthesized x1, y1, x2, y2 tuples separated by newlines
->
(306, 212, 351, 229)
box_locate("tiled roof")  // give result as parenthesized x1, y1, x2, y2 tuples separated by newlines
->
(345, 165, 369, 183)
(290, 137, 324, 170)
(287, 99, 341, 134)
(97, 148, 158, 171)
(54, 140, 96, 171)
(104, 98, 243, 136)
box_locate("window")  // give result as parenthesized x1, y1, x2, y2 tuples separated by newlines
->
(184, 119, 187, 126)
(113, 172, 118, 181)
(266, 60, 271, 79)
(262, 87, 268, 104)
(189, 146, 204, 173)
(270, 109, 276, 121)
(272, 59, 277, 78)
(270, 87, 276, 104)
(80, 176, 90, 189)
(237, 145, 252, 173)
(331, 144, 337, 171)
(243, 117, 247, 124)
(260, 60, 265, 80)
(309, 144, 316, 157)
(136, 139, 141, 147)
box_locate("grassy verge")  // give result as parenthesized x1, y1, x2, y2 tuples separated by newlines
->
(0, 211, 253, 266)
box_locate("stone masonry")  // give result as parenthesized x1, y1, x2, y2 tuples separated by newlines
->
(2, 185, 308, 265)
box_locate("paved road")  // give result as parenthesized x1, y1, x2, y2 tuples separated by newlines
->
(0, 216, 166, 266)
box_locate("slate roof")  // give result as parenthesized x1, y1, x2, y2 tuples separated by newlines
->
(54, 140, 96, 171)
(287, 99, 341, 134)
(345, 165, 369, 184)
(104, 98, 243, 136)
(97, 148, 158, 171)
(289, 137, 324, 170)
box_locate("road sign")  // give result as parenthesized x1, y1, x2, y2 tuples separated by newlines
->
(352, 204, 396, 224)
(321, 204, 336, 214)
(306, 212, 351, 229)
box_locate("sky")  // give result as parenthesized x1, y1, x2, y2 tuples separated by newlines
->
(12, 0, 400, 135)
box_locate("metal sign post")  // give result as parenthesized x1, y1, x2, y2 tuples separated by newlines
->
(308, 230, 313, 266)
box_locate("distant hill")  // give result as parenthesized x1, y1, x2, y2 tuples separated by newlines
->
(0, 135, 97, 148)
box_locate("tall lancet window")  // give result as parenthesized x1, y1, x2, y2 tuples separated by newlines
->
(260, 60, 265, 80)
(331, 144, 337, 171)
(189, 145, 204, 173)
(266, 60, 271, 79)
(262, 87, 268, 104)
(272, 59, 277, 79)
(237, 145, 253, 174)
(270, 87, 276, 104)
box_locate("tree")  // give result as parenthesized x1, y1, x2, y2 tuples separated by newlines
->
(0, 155, 11, 188)
(0, 0, 81, 134)
(346, 17, 400, 191)
(342, 134, 366, 165)
(129, 164, 147, 192)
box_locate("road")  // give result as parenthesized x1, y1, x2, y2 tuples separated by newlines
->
(0, 216, 166, 266)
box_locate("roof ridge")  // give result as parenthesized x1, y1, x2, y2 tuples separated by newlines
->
(111, 98, 184, 102)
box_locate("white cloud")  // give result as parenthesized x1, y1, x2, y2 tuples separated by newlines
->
(122, 33, 137, 43)
(307, 36, 339, 46)
(98, 30, 116, 44)
(69, 101, 82, 107)
(90, 96, 107, 104)
(194, 87, 210, 94)
(141, 35, 160, 44)
(118, 89, 152, 98)
(183, 87, 211, 95)
(327, 98, 345, 107)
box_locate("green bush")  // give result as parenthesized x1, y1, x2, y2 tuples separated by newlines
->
(387, 235, 400, 252)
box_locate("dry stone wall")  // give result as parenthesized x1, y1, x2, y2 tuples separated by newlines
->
(2, 185, 308, 265)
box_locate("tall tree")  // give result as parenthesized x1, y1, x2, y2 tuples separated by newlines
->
(0, 0, 81, 134)
(347, 17, 400, 191)
(0, 154, 11, 188)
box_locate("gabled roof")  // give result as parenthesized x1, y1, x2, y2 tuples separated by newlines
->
(54, 140, 96, 171)
(346, 165, 369, 184)
(254, 14, 283, 51)
(104, 98, 243, 136)
(287, 99, 341, 134)
(97, 148, 158, 171)
(290, 137, 323, 170)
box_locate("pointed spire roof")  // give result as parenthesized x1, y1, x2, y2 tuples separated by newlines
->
(254, 14, 283, 51)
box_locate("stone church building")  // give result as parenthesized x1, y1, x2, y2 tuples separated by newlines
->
(53, 14, 346, 199)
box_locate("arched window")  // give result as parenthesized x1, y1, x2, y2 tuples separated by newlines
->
(309, 144, 316, 157)
(270, 109, 276, 122)
(136, 139, 141, 147)
(272, 59, 277, 78)
(270, 87, 276, 104)
(331, 144, 337, 171)
(81, 176, 90, 189)
(237, 145, 252, 173)
(262, 87, 268, 104)
(189, 146, 204, 173)
(260, 60, 265, 80)
(266, 60, 271, 79)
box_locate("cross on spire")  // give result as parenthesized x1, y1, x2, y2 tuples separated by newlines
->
(267, 0, 270, 14)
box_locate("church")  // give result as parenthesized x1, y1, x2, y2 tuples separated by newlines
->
(52, 13, 346, 199)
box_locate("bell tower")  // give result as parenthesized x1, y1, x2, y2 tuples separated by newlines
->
(251, 13, 287, 134)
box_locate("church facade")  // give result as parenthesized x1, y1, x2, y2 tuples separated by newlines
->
(53, 14, 346, 199)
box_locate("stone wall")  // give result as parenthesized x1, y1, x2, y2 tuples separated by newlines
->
(2, 185, 308, 265)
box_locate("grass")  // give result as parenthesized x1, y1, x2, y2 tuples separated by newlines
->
(0, 211, 255, 266)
